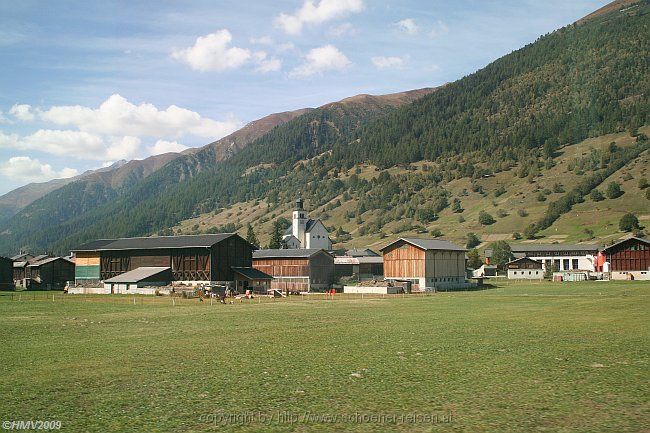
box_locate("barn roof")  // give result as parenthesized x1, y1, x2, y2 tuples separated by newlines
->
(104, 267, 171, 283)
(506, 257, 543, 267)
(232, 267, 273, 280)
(73, 233, 241, 252)
(346, 248, 380, 257)
(253, 248, 330, 259)
(380, 237, 465, 252)
(510, 243, 599, 253)
(28, 256, 73, 267)
(601, 236, 649, 253)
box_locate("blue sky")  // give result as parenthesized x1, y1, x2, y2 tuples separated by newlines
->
(0, 0, 608, 194)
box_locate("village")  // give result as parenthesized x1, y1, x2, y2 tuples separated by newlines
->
(2, 197, 648, 296)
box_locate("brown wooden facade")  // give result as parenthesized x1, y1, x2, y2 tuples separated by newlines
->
(75, 234, 254, 283)
(0, 256, 13, 290)
(26, 258, 75, 289)
(604, 237, 650, 271)
(252, 250, 335, 293)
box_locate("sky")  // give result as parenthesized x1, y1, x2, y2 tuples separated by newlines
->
(0, 0, 609, 194)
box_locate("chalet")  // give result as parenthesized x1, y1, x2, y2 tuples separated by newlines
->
(252, 249, 335, 294)
(601, 237, 650, 280)
(509, 244, 599, 272)
(282, 198, 332, 250)
(13, 254, 48, 284)
(0, 256, 14, 290)
(380, 238, 469, 291)
(25, 257, 75, 290)
(506, 257, 544, 280)
(72, 233, 256, 286)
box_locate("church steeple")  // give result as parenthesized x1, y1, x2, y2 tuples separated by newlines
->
(292, 196, 307, 247)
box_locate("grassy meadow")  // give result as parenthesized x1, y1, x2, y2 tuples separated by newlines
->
(1, 281, 648, 432)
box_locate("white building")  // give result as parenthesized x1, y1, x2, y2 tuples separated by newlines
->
(506, 257, 544, 280)
(507, 244, 599, 272)
(282, 197, 332, 250)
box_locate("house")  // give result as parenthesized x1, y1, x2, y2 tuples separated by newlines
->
(601, 237, 650, 280)
(25, 257, 75, 290)
(0, 256, 14, 290)
(72, 233, 256, 286)
(471, 264, 498, 278)
(509, 244, 599, 272)
(334, 255, 383, 281)
(103, 267, 172, 294)
(282, 197, 332, 250)
(252, 249, 335, 294)
(506, 257, 544, 280)
(380, 238, 470, 291)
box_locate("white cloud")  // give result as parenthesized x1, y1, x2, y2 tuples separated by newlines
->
(396, 18, 418, 35)
(9, 104, 35, 121)
(328, 22, 357, 37)
(277, 42, 296, 52)
(0, 129, 141, 161)
(171, 29, 252, 72)
(275, 0, 363, 35)
(429, 21, 449, 38)
(0, 156, 78, 183)
(148, 139, 189, 155)
(371, 56, 405, 69)
(250, 36, 274, 45)
(290, 45, 350, 78)
(39, 94, 239, 139)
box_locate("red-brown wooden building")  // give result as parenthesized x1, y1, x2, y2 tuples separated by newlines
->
(0, 256, 14, 290)
(252, 249, 335, 294)
(602, 237, 650, 280)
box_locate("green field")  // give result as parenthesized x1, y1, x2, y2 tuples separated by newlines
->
(1, 282, 648, 432)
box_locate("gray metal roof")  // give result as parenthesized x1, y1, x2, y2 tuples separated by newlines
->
(74, 233, 239, 252)
(104, 267, 171, 283)
(346, 248, 380, 257)
(28, 256, 73, 267)
(253, 248, 329, 259)
(380, 237, 465, 252)
(510, 243, 599, 253)
(232, 267, 273, 280)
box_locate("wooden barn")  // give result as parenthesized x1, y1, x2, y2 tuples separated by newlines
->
(0, 256, 14, 290)
(252, 249, 335, 294)
(334, 255, 383, 281)
(25, 257, 75, 290)
(380, 238, 469, 291)
(602, 237, 650, 280)
(72, 233, 256, 285)
(506, 257, 544, 280)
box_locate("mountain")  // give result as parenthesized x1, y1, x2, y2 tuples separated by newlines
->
(0, 0, 648, 255)
(0, 90, 434, 254)
(0, 160, 128, 223)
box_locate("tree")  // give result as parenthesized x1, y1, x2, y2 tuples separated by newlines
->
(619, 213, 640, 232)
(451, 198, 463, 213)
(466, 232, 481, 249)
(478, 210, 495, 225)
(417, 207, 438, 223)
(467, 249, 483, 269)
(489, 241, 512, 269)
(523, 223, 538, 240)
(430, 228, 443, 237)
(269, 220, 284, 249)
(606, 181, 623, 199)
(590, 189, 604, 202)
(246, 223, 259, 247)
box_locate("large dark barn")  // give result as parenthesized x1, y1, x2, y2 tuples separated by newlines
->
(602, 237, 650, 280)
(73, 233, 256, 285)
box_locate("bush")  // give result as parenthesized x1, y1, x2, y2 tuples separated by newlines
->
(590, 189, 604, 202)
(430, 229, 443, 237)
(517, 209, 528, 217)
(523, 223, 538, 239)
(494, 186, 506, 197)
(639, 178, 649, 189)
(478, 211, 495, 225)
(466, 232, 481, 249)
(512, 232, 522, 240)
(496, 209, 508, 218)
(619, 213, 640, 232)
(606, 182, 623, 199)
(537, 193, 547, 202)
(552, 183, 565, 193)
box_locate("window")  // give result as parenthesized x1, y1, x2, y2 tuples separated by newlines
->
(572, 259, 579, 270)
(563, 259, 569, 270)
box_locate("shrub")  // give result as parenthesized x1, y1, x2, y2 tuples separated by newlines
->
(496, 209, 508, 218)
(537, 193, 547, 202)
(590, 189, 604, 201)
(512, 232, 522, 240)
(466, 232, 481, 249)
(494, 186, 506, 197)
(517, 209, 528, 217)
(523, 223, 538, 240)
(619, 213, 640, 232)
(478, 211, 495, 225)
(606, 182, 623, 199)
(430, 229, 443, 237)
(639, 178, 649, 189)
(552, 183, 565, 193)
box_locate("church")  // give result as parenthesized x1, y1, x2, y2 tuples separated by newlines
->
(282, 198, 332, 250)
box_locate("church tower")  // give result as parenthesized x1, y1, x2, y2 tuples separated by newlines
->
(292, 197, 307, 246)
